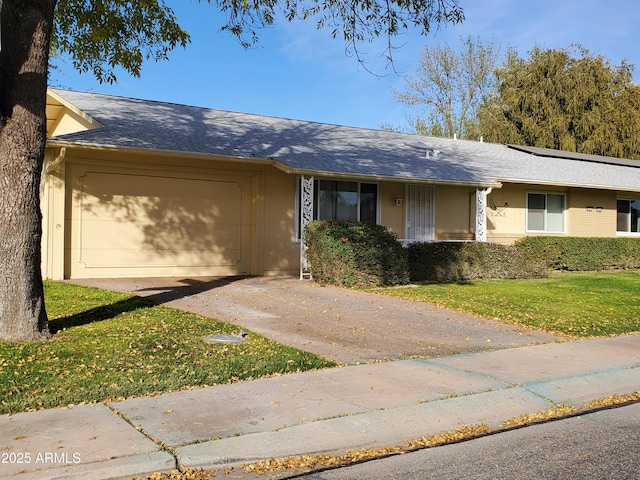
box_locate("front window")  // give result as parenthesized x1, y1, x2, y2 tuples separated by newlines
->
(315, 180, 378, 223)
(317, 181, 358, 221)
(527, 192, 565, 233)
(296, 179, 379, 240)
(617, 199, 640, 233)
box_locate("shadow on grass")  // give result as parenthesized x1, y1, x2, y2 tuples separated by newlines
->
(413, 280, 474, 286)
(49, 296, 155, 334)
(49, 276, 249, 334)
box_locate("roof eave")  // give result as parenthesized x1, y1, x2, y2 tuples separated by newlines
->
(45, 139, 278, 167)
(507, 144, 640, 168)
(274, 161, 501, 188)
(496, 177, 640, 193)
(47, 89, 104, 130)
(46, 139, 501, 188)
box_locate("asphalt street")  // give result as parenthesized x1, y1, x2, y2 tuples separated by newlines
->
(301, 402, 640, 480)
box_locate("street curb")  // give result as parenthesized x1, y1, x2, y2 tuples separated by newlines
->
(197, 392, 640, 479)
(173, 386, 557, 470)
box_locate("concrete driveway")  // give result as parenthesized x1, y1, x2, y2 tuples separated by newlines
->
(70, 276, 561, 364)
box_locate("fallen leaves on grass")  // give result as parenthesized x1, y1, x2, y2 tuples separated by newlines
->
(375, 271, 640, 336)
(0, 282, 335, 415)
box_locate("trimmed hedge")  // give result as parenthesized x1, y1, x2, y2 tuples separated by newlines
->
(407, 241, 547, 283)
(514, 236, 640, 271)
(305, 222, 640, 287)
(304, 221, 409, 287)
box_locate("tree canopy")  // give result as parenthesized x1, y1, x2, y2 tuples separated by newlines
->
(48, 0, 465, 84)
(51, 0, 190, 84)
(392, 35, 501, 138)
(391, 42, 640, 158)
(477, 45, 640, 159)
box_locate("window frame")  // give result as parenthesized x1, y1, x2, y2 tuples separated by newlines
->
(525, 191, 566, 234)
(295, 178, 380, 241)
(616, 198, 640, 235)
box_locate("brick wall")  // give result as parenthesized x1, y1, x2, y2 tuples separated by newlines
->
(567, 188, 617, 237)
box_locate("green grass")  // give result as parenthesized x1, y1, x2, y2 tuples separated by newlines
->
(374, 271, 640, 337)
(3, 273, 638, 415)
(0, 281, 335, 415)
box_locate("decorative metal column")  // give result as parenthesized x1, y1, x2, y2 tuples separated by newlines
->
(300, 175, 314, 279)
(475, 187, 492, 242)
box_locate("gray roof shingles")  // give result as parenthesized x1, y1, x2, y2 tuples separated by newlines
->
(48, 89, 640, 192)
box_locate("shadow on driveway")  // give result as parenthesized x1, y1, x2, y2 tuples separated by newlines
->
(69, 276, 562, 364)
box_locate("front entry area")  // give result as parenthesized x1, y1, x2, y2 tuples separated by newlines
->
(405, 184, 434, 242)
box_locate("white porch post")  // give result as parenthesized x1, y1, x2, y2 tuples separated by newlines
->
(475, 187, 492, 242)
(300, 175, 314, 279)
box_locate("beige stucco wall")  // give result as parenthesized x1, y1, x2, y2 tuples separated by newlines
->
(50, 111, 95, 137)
(260, 178, 415, 275)
(261, 169, 300, 276)
(42, 152, 416, 280)
(46, 93, 97, 138)
(41, 150, 67, 280)
(434, 185, 476, 240)
(260, 177, 415, 275)
(486, 184, 528, 244)
(378, 183, 477, 241)
(379, 182, 405, 238)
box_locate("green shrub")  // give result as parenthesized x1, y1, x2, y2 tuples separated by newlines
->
(514, 236, 640, 271)
(407, 242, 547, 283)
(304, 221, 409, 287)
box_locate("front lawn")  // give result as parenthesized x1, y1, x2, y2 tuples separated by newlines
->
(3, 273, 637, 415)
(374, 271, 640, 337)
(0, 282, 335, 415)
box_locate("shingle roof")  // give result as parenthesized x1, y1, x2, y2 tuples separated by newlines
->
(48, 89, 640, 192)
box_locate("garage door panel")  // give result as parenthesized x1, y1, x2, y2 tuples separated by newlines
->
(79, 196, 242, 225)
(78, 173, 242, 222)
(68, 169, 253, 278)
(77, 220, 243, 253)
(80, 172, 242, 198)
(77, 247, 242, 268)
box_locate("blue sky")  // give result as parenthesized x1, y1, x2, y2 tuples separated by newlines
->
(49, 0, 640, 130)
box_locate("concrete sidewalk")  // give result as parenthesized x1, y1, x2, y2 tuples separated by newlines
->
(1, 335, 639, 479)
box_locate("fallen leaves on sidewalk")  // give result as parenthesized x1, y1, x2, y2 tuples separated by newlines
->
(404, 424, 491, 450)
(501, 391, 640, 429)
(239, 424, 490, 476)
(501, 404, 578, 428)
(132, 468, 213, 480)
(582, 391, 640, 410)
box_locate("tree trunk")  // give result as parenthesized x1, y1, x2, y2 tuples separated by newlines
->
(0, 0, 57, 341)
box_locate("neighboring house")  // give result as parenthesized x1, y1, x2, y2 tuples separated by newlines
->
(42, 88, 640, 280)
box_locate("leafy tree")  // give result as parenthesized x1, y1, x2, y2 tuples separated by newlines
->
(0, 0, 464, 341)
(478, 45, 640, 159)
(392, 36, 501, 138)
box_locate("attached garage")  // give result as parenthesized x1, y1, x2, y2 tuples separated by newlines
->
(64, 162, 255, 278)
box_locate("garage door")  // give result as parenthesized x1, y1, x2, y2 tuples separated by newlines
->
(67, 169, 254, 278)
